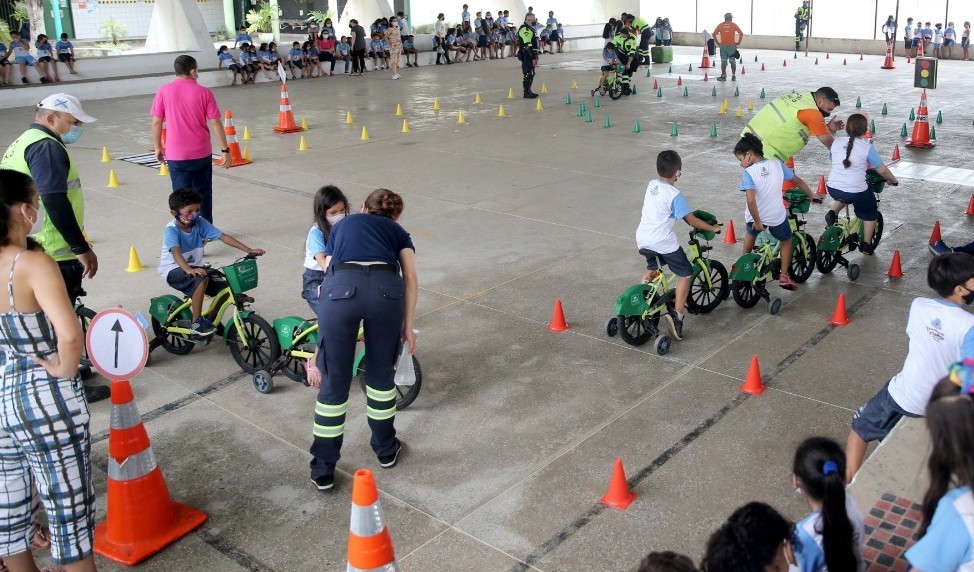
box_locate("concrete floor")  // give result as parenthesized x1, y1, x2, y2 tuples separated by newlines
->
(1, 45, 972, 571)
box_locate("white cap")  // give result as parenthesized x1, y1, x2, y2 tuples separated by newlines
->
(37, 93, 97, 123)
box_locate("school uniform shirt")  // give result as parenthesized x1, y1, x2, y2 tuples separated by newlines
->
(218, 51, 236, 66)
(906, 486, 974, 572)
(403, 40, 414, 50)
(827, 137, 883, 193)
(739, 159, 791, 226)
(546, 17, 558, 29)
(157, 219, 223, 277)
(635, 179, 692, 255)
(11, 40, 31, 59)
(903, 24, 913, 41)
(55, 40, 72, 55)
(0, 44, 8, 60)
(922, 26, 933, 40)
(323, 214, 414, 265)
(35, 42, 52, 59)
(933, 28, 943, 44)
(601, 48, 616, 66)
(370, 40, 383, 54)
(257, 50, 272, 64)
(239, 51, 253, 65)
(235, 33, 253, 45)
(794, 495, 866, 572)
(944, 27, 956, 41)
(304, 224, 327, 270)
(338, 43, 350, 56)
(288, 48, 302, 62)
(887, 298, 974, 415)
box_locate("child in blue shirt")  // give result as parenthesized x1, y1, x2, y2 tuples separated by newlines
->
(9, 31, 35, 84)
(158, 189, 264, 336)
(256, 42, 276, 80)
(338, 37, 351, 73)
(593, 42, 620, 96)
(55, 33, 76, 74)
(238, 43, 256, 82)
(0, 42, 10, 87)
(287, 41, 305, 79)
(369, 34, 386, 70)
(34, 34, 56, 83)
(402, 35, 417, 66)
(217, 45, 246, 85)
(234, 26, 252, 48)
(304, 41, 320, 78)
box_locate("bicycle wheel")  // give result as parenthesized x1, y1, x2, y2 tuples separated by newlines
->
(790, 232, 817, 283)
(687, 261, 728, 315)
(227, 314, 281, 374)
(618, 314, 656, 346)
(815, 249, 840, 274)
(151, 317, 195, 356)
(77, 306, 96, 367)
(857, 211, 884, 251)
(731, 280, 763, 309)
(358, 355, 423, 410)
(608, 76, 623, 100)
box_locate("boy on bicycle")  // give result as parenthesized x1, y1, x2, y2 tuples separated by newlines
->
(158, 189, 265, 337)
(592, 41, 619, 96)
(636, 151, 722, 341)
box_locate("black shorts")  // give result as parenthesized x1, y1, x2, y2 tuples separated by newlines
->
(58, 53, 74, 62)
(478, 35, 488, 47)
(601, 64, 613, 71)
(166, 267, 228, 298)
(38, 56, 52, 62)
(851, 380, 921, 442)
(291, 60, 303, 68)
(639, 247, 693, 277)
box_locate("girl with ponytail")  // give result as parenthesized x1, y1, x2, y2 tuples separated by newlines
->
(823, 113, 898, 254)
(792, 437, 865, 571)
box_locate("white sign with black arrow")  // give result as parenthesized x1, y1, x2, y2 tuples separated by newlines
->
(85, 308, 149, 381)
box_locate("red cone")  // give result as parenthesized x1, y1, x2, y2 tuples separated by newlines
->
(761, 63, 765, 71)
(860, 53, 864, 60)
(741, 66, 745, 75)
(739, 356, 765, 395)
(843, 58, 847, 65)
(815, 57, 819, 64)
(677, 76, 683, 86)
(890, 144, 901, 162)
(829, 294, 851, 326)
(652, 79, 659, 90)
(815, 175, 827, 197)
(929, 221, 942, 244)
(600, 459, 636, 509)
(547, 299, 570, 332)
(888, 250, 904, 278)
(722, 219, 738, 244)
(881, 42, 895, 69)
(906, 90, 935, 148)
(966, 195, 974, 216)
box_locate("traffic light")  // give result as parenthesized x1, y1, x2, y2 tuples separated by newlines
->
(914, 57, 938, 89)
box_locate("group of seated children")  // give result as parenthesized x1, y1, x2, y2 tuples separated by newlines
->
(368, 33, 419, 70)
(0, 31, 76, 86)
(439, 22, 517, 64)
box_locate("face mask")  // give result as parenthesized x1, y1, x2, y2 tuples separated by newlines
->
(177, 212, 199, 227)
(61, 124, 83, 145)
(784, 543, 800, 572)
(326, 213, 346, 226)
(24, 204, 43, 235)
(963, 287, 974, 306)
(817, 106, 831, 118)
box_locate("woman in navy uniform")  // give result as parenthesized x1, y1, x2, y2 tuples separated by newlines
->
(309, 189, 418, 491)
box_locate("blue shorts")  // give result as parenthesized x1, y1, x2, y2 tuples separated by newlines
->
(166, 267, 227, 298)
(963, 38, 971, 49)
(14, 56, 35, 65)
(851, 380, 920, 442)
(827, 186, 878, 221)
(745, 220, 793, 241)
(301, 267, 325, 314)
(943, 39, 955, 47)
(639, 247, 693, 278)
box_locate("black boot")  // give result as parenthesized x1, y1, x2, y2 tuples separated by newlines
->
(523, 76, 538, 98)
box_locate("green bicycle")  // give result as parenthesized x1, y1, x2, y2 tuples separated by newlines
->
(592, 64, 625, 100)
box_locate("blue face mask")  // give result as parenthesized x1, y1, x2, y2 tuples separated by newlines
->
(61, 125, 83, 145)
(177, 212, 199, 227)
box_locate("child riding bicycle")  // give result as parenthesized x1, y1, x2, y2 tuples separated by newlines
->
(592, 42, 620, 96)
(636, 151, 721, 341)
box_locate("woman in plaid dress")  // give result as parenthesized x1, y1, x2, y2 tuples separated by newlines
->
(0, 169, 96, 571)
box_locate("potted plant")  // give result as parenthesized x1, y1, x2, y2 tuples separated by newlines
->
(246, 1, 275, 43)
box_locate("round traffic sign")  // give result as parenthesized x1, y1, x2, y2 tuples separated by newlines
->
(85, 308, 149, 380)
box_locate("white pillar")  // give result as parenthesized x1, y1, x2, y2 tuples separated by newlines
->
(145, 0, 215, 53)
(270, 0, 281, 42)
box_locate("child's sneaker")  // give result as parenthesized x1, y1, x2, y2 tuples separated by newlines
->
(779, 272, 798, 291)
(191, 317, 217, 337)
(824, 210, 837, 227)
(662, 310, 684, 341)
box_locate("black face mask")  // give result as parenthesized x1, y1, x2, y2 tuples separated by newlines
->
(817, 106, 831, 118)
(964, 288, 974, 305)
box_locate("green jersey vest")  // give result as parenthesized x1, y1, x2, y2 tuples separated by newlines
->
(518, 24, 536, 48)
(742, 92, 820, 162)
(613, 34, 635, 55)
(1, 128, 85, 262)
(632, 17, 649, 32)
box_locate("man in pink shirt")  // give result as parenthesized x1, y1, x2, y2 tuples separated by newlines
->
(151, 55, 231, 222)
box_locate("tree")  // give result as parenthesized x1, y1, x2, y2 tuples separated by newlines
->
(13, 0, 46, 39)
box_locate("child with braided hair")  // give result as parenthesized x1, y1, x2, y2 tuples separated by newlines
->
(823, 113, 898, 254)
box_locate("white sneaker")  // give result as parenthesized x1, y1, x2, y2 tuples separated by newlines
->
(392, 74, 401, 80)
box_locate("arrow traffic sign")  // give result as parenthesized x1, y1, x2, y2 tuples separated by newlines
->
(86, 309, 148, 381)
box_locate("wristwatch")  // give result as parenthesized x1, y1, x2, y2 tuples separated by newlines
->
(221, 148, 230, 153)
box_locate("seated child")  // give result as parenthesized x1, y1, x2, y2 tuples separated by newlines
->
(733, 133, 814, 291)
(234, 26, 252, 48)
(158, 189, 265, 336)
(34, 34, 56, 83)
(338, 36, 352, 73)
(217, 45, 245, 85)
(635, 150, 722, 341)
(402, 35, 418, 66)
(268, 41, 281, 68)
(369, 34, 384, 69)
(238, 43, 256, 82)
(55, 33, 76, 75)
(287, 41, 304, 79)
(381, 37, 391, 66)
(0, 41, 10, 87)
(256, 43, 275, 80)
(490, 26, 503, 59)
(9, 31, 35, 84)
(845, 252, 974, 482)
(593, 42, 619, 96)
(303, 41, 320, 78)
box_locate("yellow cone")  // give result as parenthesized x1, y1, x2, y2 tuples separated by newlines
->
(507, 88, 515, 99)
(101, 147, 112, 163)
(301, 118, 308, 131)
(474, 92, 482, 105)
(401, 119, 410, 133)
(736, 106, 744, 117)
(536, 98, 543, 111)
(540, 83, 548, 94)
(458, 111, 466, 125)
(718, 104, 727, 115)
(571, 79, 577, 90)
(723, 98, 729, 110)
(747, 100, 754, 111)
(498, 105, 506, 117)
(345, 111, 354, 124)
(125, 246, 145, 273)
(107, 169, 120, 188)
(395, 104, 403, 116)
(360, 126, 369, 141)
(158, 162, 169, 176)
(242, 126, 251, 140)
(433, 98, 441, 111)
(242, 145, 252, 161)
(298, 136, 309, 151)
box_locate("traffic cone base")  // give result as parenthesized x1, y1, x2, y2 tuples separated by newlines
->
(600, 459, 636, 510)
(547, 299, 570, 331)
(94, 500, 206, 566)
(829, 293, 851, 326)
(722, 219, 737, 244)
(125, 247, 145, 273)
(930, 221, 942, 244)
(888, 250, 904, 278)
(739, 355, 765, 395)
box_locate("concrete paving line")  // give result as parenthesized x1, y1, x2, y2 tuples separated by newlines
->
(397, 526, 546, 572)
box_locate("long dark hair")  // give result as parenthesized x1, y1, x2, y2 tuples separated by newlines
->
(793, 437, 857, 571)
(364, 189, 404, 219)
(312, 185, 349, 240)
(0, 170, 37, 247)
(920, 368, 974, 536)
(733, 133, 764, 159)
(701, 502, 796, 572)
(843, 113, 868, 168)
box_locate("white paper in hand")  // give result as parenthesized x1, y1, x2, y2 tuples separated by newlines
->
(394, 346, 416, 386)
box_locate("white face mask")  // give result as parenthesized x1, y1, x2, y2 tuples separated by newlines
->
(326, 213, 346, 226)
(785, 543, 800, 572)
(24, 204, 43, 235)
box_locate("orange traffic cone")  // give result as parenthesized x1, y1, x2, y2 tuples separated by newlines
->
(815, 175, 827, 197)
(347, 469, 398, 571)
(741, 65, 745, 75)
(917, 40, 925, 58)
(700, 47, 710, 69)
(890, 144, 901, 162)
(739, 355, 765, 395)
(888, 250, 904, 278)
(814, 57, 819, 64)
(214, 111, 252, 167)
(652, 79, 659, 90)
(676, 76, 683, 86)
(781, 157, 796, 191)
(94, 380, 207, 565)
(273, 85, 303, 134)
(829, 293, 851, 326)
(600, 459, 636, 509)
(881, 41, 895, 69)
(966, 195, 974, 216)
(906, 90, 935, 148)
(547, 299, 570, 332)
(723, 219, 738, 244)
(929, 221, 942, 244)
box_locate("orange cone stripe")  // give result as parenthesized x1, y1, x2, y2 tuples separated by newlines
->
(109, 424, 151, 461)
(347, 529, 398, 570)
(111, 382, 135, 404)
(108, 448, 158, 481)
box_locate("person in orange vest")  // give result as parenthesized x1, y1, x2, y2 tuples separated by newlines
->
(712, 13, 743, 82)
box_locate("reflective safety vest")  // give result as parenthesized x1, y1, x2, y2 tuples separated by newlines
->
(518, 24, 536, 49)
(613, 34, 636, 55)
(742, 92, 821, 161)
(795, 6, 811, 20)
(631, 17, 650, 32)
(1, 128, 85, 262)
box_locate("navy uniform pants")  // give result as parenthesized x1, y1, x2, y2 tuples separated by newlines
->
(310, 265, 404, 479)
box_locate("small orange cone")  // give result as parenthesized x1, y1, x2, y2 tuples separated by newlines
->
(761, 62, 765, 71)
(676, 76, 683, 86)
(881, 41, 895, 69)
(906, 90, 935, 148)
(929, 221, 942, 244)
(966, 195, 974, 216)
(546, 299, 570, 332)
(652, 79, 659, 90)
(890, 144, 901, 162)
(829, 293, 851, 326)
(739, 355, 765, 395)
(843, 58, 847, 65)
(700, 46, 711, 69)
(815, 175, 827, 197)
(781, 157, 796, 191)
(214, 110, 252, 167)
(860, 53, 864, 60)
(273, 85, 303, 133)
(722, 219, 738, 244)
(347, 469, 398, 571)
(600, 459, 636, 509)
(703, 72, 709, 81)
(888, 250, 904, 278)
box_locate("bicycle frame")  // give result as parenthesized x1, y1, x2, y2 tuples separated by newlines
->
(162, 286, 249, 344)
(276, 320, 368, 375)
(687, 236, 716, 290)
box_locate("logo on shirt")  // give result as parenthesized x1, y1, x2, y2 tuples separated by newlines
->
(759, 165, 769, 179)
(649, 182, 659, 196)
(927, 318, 945, 341)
